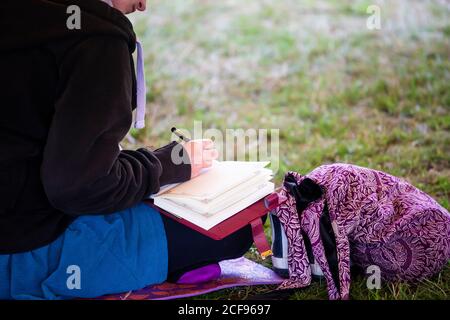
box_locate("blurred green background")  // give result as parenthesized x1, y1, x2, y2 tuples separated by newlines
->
(128, 0, 450, 299)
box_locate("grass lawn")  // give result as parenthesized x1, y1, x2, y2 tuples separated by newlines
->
(128, 0, 450, 299)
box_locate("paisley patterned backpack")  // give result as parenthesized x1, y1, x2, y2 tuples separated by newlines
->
(272, 163, 450, 299)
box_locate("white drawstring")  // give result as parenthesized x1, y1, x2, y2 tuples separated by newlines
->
(100, 0, 147, 129)
(134, 40, 146, 129)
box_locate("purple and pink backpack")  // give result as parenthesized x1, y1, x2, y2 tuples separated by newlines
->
(273, 163, 450, 299)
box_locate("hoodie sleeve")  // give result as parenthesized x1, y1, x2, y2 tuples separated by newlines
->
(41, 36, 191, 215)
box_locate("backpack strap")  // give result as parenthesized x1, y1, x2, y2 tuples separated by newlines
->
(300, 200, 341, 299)
(299, 186, 351, 299)
(319, 204, 341, 295)
(330, 219, 351, 299)
(272, 174, 318, 290)
(276, 172, 351, 299)
(250, 218, 272, 259)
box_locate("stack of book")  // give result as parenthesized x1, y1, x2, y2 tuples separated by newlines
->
(151, 161, 274, 230)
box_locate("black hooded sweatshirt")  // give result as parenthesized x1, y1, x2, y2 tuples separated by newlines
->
(0, 0, 191, 254)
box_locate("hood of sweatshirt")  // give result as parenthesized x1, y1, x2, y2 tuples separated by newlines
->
(0, 0, 147, 128)
(0, 0, 136, 53)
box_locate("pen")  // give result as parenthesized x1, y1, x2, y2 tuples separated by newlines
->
(171, 127, 191, 142)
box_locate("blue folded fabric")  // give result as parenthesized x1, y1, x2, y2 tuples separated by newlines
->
(0, 203, 168, 300)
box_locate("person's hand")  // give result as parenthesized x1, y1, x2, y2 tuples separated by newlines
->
(181, 139, 218, 178)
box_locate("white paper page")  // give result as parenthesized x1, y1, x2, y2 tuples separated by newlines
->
(159, 171, 273, 215)
(156, 161, 270, 201)
(149, 161, 218, 199)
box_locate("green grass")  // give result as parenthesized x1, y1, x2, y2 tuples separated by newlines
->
(128, 0, 450, 299)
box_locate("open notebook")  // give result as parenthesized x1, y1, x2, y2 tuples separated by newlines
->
(151, 161, 274, 230)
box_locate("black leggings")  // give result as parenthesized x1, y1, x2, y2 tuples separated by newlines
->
(161, 213, 268, 282)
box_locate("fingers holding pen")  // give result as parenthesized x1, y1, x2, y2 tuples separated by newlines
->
(181, 139, 219, 178)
